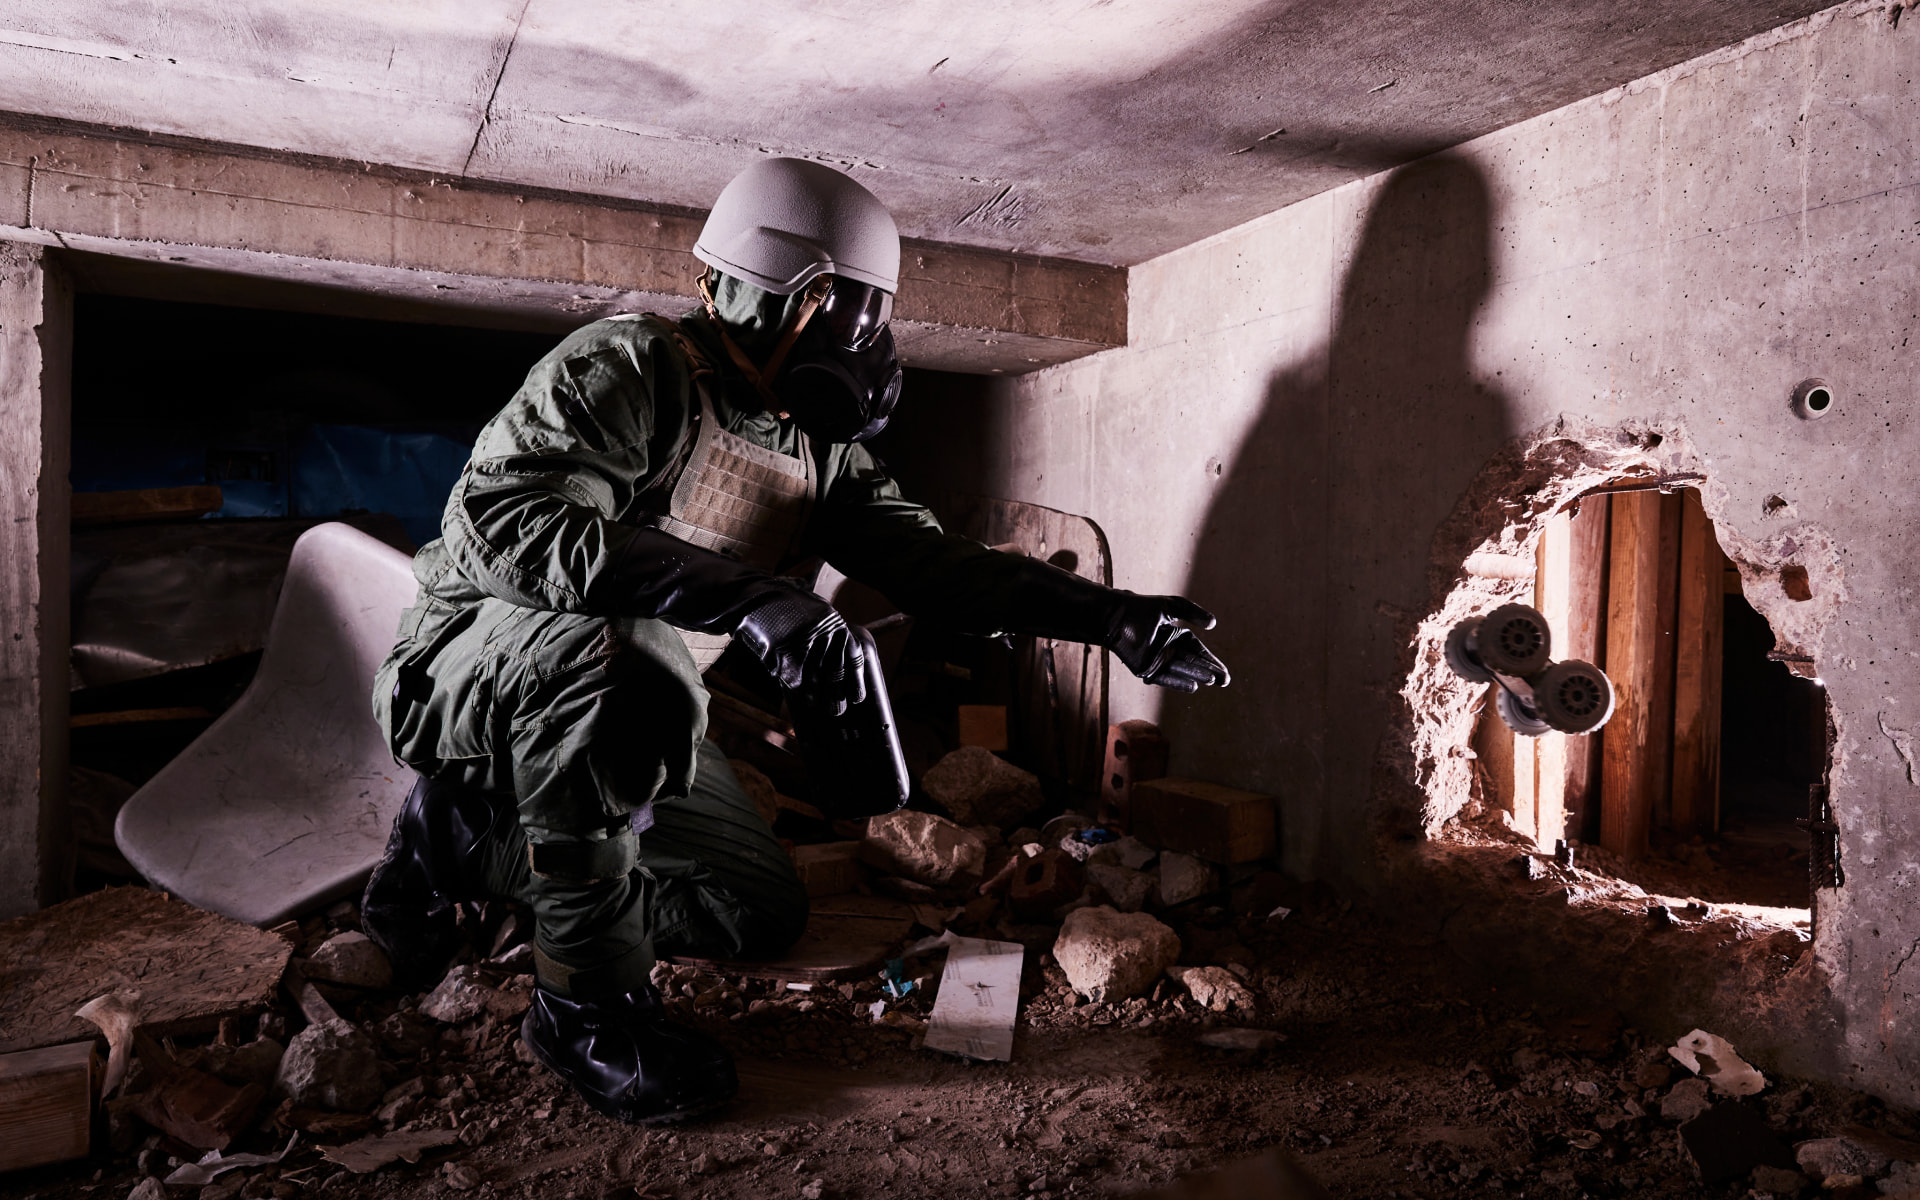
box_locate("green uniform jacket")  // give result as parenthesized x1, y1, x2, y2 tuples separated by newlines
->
(375, 304, 1037, 818)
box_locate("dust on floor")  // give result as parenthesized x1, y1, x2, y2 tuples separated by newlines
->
(10, 881, 1911, 1200)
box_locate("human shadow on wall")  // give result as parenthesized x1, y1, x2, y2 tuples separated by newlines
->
(1169, 155, 1513, 878)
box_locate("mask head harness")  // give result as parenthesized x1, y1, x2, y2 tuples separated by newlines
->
(699, 269, 904, 444)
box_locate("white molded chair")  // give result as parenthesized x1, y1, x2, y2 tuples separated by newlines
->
(116, 522, 419, 926)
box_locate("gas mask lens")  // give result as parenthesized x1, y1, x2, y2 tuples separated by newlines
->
(820, 277, 893, 352)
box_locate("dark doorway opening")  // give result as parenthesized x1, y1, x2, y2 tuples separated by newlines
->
(68, 292, 561, 889)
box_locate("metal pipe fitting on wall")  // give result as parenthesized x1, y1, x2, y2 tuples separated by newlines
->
(1791, 378, 1836, 421)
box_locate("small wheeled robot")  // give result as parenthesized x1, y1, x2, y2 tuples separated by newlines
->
(1445, 604, 1617, 737)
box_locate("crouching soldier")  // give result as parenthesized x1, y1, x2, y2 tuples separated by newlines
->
(363, 158, 1229, 1124)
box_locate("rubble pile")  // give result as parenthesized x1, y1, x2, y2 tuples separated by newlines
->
(12, 736, 1920, 1200)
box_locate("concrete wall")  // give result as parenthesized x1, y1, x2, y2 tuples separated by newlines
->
(972, 0, 1920, 1101)
(0, 243, 70, 919)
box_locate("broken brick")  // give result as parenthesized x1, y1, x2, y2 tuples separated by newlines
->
(1132, 778, 1276, 864)
(1007, 848, 1085, 919)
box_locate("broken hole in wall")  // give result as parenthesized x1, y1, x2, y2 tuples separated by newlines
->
(1389, 418, 1845, 935)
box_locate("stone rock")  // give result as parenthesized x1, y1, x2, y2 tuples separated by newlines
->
(1114, 836, 1158, 871)
(1662, 1077, 1713, 1123)
(180, 1036, 285, 1088)
(444, 1162, 481, 1190)
(1749, 1164, 1807, 1195)
(128, 1178, 166, 1200)
(1053, 906, 1181, 1003)
(421, 964, 496, 1024)
(1880, 1159, 1920, 1194)
(1171, 965, 1255, 1012)
(1087, 862, 1154, 912)
(860, 810, 988, 886)
(1156, 852, 1217, 907)
(304, 931, 394, 989)
(921, 747, 1044, 828)
(1796, 1136, 1891, 1182)
(275, 1017, 383, 1112)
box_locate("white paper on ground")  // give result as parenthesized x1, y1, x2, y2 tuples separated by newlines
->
(1669, 1028, 1767, 1096)
(922, 935, 1024, 1062)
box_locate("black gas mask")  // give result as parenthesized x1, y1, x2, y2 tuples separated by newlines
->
(772, 276, 903, 444)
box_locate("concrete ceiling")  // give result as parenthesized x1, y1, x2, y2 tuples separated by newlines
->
(0, 0, 1831, 266)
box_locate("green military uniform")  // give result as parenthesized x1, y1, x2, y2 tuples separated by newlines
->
(373, 278, 1034, 997)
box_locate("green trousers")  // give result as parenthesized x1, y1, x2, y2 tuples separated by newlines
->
(375, 598, 809, 998)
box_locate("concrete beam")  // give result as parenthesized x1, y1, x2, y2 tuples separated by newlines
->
(0, 117, 1124, 373)
(0, 241, 70, 919)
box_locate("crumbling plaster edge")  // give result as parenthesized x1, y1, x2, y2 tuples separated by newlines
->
(1369, 413, 1849, 845)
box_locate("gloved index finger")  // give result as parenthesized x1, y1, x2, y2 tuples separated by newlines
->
(1157, 595, 1217, 630)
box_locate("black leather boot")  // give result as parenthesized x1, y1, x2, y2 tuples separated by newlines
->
(361, 774, 514, 989)
(521, 984, 738, 1125)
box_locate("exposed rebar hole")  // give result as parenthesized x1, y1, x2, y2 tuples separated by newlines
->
(1781, 564, 1813, 602)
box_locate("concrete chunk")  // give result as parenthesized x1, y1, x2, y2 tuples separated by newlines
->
(1795, 1136, 1890, 1182)
(1171, 965, 1256, 1012)
(1156, 852, 1218, 907)
(275, 1018, 382, 1113)
(1087, 862, 1154, 912)
(922, 747, 1046, 828)
(860, 810, 988, 887)
(304, 932, 393, 990)
(1053, 906, 1180, 1003)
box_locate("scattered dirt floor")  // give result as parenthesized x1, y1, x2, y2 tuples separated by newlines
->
(11, 873, 1918, 1200)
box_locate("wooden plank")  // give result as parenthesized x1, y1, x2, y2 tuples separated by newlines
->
(665, 898, 914, 983)
(1471, 698, 1518, 823)
(1671, 490, 1726, 837)
(1131, 778, 1277, 864)
(0, 119, 1126, 371)
(1600, 491, 1663, 859)
(0, 887, 292, 1056)
(790, 842, 867, 899)
(71, 485, 224, 525)
(946, 495, 1111, 805)
(1532, 511, 1573, 846)
(1556, 495, 1611, 842)
(0, 243, 71, 919)
(1646, 492, 1684, 832)
(0, 1041, 94, 1172)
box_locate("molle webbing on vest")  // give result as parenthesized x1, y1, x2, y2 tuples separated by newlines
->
(639, 317, 818, 671)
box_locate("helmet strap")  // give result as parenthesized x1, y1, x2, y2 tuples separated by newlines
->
(697, 271, 832, 414)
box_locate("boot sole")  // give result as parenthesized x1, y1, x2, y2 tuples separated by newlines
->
(521, 1022, 736, 1126)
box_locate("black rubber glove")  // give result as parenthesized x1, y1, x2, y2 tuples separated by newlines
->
(996, 558, 1231, 693)
(733, 584, 868, 717)
(596, 527, 867, 715)
(1107, 593, 1231, 693)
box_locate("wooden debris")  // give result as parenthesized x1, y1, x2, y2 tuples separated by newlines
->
(126, 1031, 264, 1152)
(71, 484, 224, 526)
(0, 1041, 95, 1172)
(1132, 778, 1277, 864)
(667, 895, 914, 982)
(74, 992, 139, 1097)
(0, 887, 293, 1056)
(320, 1128, 460, 1174)
(790, 841, 865, 898)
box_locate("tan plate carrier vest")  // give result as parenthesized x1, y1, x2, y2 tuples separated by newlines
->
(641, 316, 818, 671)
